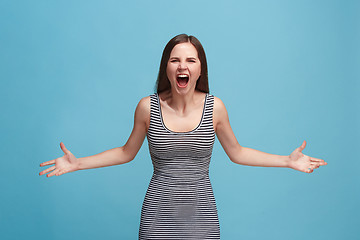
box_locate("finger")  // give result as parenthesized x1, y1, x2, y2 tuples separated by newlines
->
(310, 157, 327, 163)
(299, 140, 306, 152)
(56, 169, 67, 176)
(40, 160, 56, 167)
(315, 161, 327, 166)
(310, 163, 319, 169)
(39, 166, 56, 176)
(47, 168, 60, 178)
(60, 142, 70, 154)
(310, 159, 327, 167)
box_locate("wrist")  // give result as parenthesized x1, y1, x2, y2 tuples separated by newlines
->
(76, 157, 84, 171)
(284, 155, 292, 168)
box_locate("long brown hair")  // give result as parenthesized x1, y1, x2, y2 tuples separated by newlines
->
(155, 34, 209, 93)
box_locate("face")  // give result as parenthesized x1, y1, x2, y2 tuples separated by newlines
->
(166, 42, 201, 94)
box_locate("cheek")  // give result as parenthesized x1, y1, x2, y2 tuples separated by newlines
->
(191, 65, 201, 77)
(166, 71, 177, 85)
(166, 65, 176, 76)
(165, 67, 171, 79)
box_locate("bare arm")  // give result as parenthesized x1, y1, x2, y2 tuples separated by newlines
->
(213, 97, 327, 172)
(39, 97, 150, 177)
(77, 96, 150, 170)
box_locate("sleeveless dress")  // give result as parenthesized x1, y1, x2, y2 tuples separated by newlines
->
(139, 93, 220, 240)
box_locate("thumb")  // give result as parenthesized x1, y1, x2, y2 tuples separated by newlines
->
(60, 142, 71, 154)
(298, 140, 306, 152)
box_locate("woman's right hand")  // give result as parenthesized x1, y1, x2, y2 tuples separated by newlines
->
(39, 142, 80, 177)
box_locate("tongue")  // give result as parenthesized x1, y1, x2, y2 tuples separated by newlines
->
(178, 78, 188, 86)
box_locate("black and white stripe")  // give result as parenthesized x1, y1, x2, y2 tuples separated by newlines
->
(139, 93, 220, 239)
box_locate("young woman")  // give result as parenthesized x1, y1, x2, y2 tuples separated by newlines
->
(39, 34, 327, 239)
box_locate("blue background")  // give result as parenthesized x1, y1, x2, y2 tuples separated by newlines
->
(1, 0, 359, 239)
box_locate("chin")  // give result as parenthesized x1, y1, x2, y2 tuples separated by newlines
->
(173, 86, 195, 95)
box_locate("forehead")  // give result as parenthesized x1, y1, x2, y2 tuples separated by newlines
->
(170, 42, 199, 57)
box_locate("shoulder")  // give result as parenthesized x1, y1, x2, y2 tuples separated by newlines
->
(137, 95, 151, 110)
(212, 96, 229, 131)
(134, 96, 150, 123)
(213, 96, 227, 116)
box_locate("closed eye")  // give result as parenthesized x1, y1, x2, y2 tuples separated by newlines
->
(169, 58, 198, 63)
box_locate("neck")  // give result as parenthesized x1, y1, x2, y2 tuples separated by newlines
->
(169, 89, 197, 113)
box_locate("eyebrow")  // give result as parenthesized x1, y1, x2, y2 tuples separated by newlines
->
(169, 57, 198, 60)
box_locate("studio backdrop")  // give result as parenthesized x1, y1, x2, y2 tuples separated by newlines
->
(0, 0, 358, 239)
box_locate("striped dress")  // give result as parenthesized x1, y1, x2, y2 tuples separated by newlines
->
(139, 93, 220, 239)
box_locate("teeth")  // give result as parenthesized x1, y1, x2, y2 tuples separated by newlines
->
(178, 74, 188, 78)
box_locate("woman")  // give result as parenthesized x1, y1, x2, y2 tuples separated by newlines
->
(39, 34, 327, 239)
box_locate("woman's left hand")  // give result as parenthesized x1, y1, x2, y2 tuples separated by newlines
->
(288, 140, 327, 173)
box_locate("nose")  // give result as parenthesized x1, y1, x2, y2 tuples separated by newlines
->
(177, 61, 187, 70)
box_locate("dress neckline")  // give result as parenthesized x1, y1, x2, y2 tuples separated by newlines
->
(156, 93, 208, 134)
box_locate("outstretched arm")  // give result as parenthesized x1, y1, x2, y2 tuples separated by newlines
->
(213, 97, 327, 173)
(39, 97, 150, 177)
(76, 96, 150, 170)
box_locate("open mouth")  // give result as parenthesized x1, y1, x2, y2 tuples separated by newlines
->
(176, 74, 189, 88)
